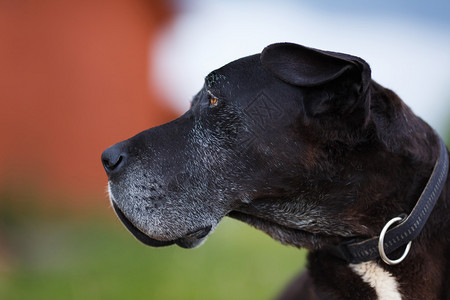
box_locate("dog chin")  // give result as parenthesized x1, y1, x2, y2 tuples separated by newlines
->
(113, 201, 211, 249)
(108, 187, 213, 248)
(110, 201, 174, 247)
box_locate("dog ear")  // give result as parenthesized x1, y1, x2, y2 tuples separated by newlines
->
(261, 43, 371, 121)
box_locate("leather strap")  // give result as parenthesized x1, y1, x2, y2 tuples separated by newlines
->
(329, 134, 448, 264)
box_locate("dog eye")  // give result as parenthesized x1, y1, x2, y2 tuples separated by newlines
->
(209, 96, 219, 107)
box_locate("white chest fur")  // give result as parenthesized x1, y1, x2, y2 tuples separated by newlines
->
(350, 261, 402, 300)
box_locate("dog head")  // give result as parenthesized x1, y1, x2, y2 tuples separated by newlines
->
(102, 43, 429, 250)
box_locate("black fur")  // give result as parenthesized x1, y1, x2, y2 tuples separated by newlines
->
(102, 43, 449, 299)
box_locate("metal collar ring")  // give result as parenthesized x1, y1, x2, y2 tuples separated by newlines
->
(378, 216, 412, 265)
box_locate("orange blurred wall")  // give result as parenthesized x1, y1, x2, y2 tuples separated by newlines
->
(0, 0, 178, 201)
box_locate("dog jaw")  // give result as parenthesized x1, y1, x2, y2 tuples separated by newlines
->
(107, 182, 217, 248)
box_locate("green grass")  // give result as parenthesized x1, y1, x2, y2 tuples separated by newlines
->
(0, 215, 307, 300)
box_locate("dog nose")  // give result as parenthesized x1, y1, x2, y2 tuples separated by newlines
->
(101, 144, 126, 173)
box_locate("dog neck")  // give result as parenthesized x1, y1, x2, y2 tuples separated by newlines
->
(303, 234, 449, 300)
(329, 135, 448, 265)
(231, 138, 450, 299)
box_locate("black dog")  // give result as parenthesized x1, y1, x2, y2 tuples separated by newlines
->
(101, 43, 450, 299)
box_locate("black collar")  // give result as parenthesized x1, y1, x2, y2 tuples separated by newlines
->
(329, 134, 448, 265)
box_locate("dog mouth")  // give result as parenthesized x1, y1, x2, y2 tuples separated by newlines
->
(111, 201, 212, 249)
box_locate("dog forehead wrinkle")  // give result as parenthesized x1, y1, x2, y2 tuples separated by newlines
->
(205, 72, 227, 89)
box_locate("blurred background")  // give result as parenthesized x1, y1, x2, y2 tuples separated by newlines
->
(0, 0, 449, 299)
